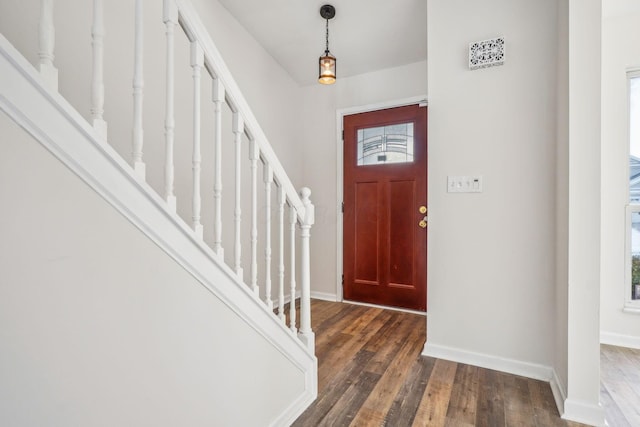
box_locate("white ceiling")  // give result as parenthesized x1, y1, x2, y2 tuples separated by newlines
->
(217, 0, 427, 86)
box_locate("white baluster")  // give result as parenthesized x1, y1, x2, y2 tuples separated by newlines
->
(190, 42, 204, 239)
(289, 204, 297, 334)
(163, 0, 177, 212)
(298, 188, 315, 352)
(277, 186, 286, 323)
(232, 113, 244, 280)
(38, 0, 58, 91)
(212, 79, 225, 256)
(250, 140, 260, 296)
(91, 0, 107, 141)
(263, 164, 273, 310)
(132, 0, 145, 179)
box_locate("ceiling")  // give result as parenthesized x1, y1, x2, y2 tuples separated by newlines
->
(217, 0, 427, 86)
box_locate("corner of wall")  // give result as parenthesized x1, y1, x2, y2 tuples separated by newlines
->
(562, 399, 605, 427)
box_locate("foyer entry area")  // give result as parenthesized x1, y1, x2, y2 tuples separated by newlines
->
(293, 300, 586, 426)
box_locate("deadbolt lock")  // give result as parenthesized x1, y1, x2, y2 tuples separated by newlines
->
(419, 205, 427, 214)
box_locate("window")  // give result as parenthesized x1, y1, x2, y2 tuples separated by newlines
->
(625, 69, 640, 310)
(357, 122, 414, 166)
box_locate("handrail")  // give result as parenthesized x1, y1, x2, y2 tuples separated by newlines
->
(174, 0, 307, 224)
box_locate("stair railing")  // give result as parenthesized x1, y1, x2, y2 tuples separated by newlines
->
(32, 0, 315, 353)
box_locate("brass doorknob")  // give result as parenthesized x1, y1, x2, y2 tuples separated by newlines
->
(419, 206, 427, 214)
(419, 219, 427, 228)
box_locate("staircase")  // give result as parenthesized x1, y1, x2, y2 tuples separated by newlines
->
(0, 0, 316, 425)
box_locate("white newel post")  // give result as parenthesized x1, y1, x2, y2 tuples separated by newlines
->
(232, 112, 244, 280)
(277, 186, 286, 323)
(212, 79, 225, 256)
(263, 164, 273, 310)
(132, 0, 145, 179)
(289, 204, 297, 334)
(249, 140, 260, 296)
(38, 0, 58, 91)
(298, 188, 315, 352)
(163, 0, 177, 212)
(190, 41, 204, 239)
(91, 0, 107, 141)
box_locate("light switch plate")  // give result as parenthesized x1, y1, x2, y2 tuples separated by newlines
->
(447, 175, 483, 193)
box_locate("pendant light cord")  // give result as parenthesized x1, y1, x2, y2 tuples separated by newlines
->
(325, 19, 330, 55)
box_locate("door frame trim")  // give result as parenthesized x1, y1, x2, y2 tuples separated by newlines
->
(335, 95, 428, 302)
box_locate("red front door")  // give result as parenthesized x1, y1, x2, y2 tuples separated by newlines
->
(343, 104, 427, 311)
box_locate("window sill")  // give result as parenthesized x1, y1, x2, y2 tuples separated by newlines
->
(622, 305, 640, 314)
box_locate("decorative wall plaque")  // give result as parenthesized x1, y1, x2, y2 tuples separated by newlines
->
(469, 37, 505, 70)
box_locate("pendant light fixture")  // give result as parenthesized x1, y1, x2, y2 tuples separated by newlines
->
(318, 4, 336, 85)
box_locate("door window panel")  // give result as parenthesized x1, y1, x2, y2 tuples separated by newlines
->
(357, 122, 414, 165)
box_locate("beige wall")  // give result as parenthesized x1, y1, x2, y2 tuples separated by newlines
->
(425, 0, 558, 367)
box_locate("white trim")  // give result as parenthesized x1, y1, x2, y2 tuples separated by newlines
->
(0, 34, 317, 424)
(421, 341, 552, 381)
(310, 291, 338, 302)
(622, 306, 640, 314)
(269, 355, 318, 427)
(335, 95, 428, 302)
(600, 331, 640, 349)
(562, 399, 606, 427)
(343, 299, 427, 316)
(550, 369, 567, 419)
(625, 69, 640, 311)
(422, 341, 573, 420)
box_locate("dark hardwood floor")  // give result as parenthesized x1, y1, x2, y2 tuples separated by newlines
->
(293, 300, 587, 427)
(601, 344, 640, 427)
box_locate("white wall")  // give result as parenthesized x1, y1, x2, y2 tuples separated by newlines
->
(564, 0, 604, 423)
(424, 0, 558, 374)
(0, 112, 305, 426)
(298, 61, 428, 299)
(600, 9, 640, 347)
(554, 0, 570, 408)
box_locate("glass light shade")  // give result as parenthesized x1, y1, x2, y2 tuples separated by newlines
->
(318, 53, 336, 85)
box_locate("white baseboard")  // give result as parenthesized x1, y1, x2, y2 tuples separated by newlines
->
(549, 369, 567, 418)
(270, 357, 318, 427)
(310, 291, 338, 302)
(600, 331, 640, 349)
(563, 398, 606, 426)
(420, 343, 606, 426)
(421, 341, 552, 381)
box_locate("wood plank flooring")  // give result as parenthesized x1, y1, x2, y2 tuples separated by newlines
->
(293, 300, 587, 427)
(600, 344, 640, 427)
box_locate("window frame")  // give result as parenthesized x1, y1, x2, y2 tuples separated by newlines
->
(624, 68, 640, 313)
